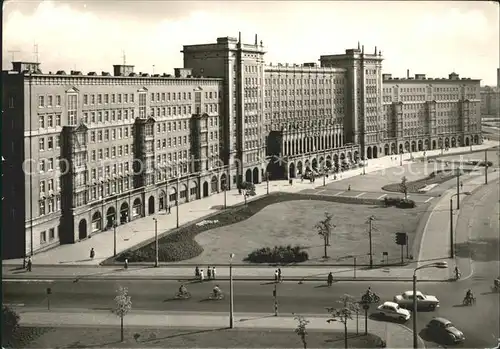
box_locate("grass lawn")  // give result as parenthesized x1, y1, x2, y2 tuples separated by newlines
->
(21, 326, 382, 348)
(184, 199, 426, 266)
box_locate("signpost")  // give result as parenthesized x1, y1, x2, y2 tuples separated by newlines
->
(46, 287, 52, 310)
(395, 232, 408, 264)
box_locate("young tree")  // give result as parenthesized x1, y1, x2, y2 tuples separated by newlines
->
(112, 285, 132, 342)
(2, 305, 20, 346)
(327, 294, 360, 349)
(294, 314, 309, 349)
(400, 176, 409, 200)
(314, 212, 335, 258)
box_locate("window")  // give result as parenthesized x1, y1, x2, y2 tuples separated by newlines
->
(47, 114, 53, 127)
(47, 137, 53, 150)
(56, 95, 61, 106)
(39, 138, 45, 151)
(67, 94, 78, 125)
(38, 96, 45, 107)
(40, 230, 47, 243)
(39, 201, 46, 215)
(139, 92, 147, 118)
(47, 95, 53, 107)
(49, 228, 55, 240)
(40, 181, 46, 194)
(39, 115, 45, 128)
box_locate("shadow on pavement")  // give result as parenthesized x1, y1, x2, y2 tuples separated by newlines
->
(139, 327, 228, 343)
(368, 313, 409, 325)
(239, 314, 275, 322)
(455, 239, 500, 262)
(67, 339, 122, 348)
(418, 329, 454, 347)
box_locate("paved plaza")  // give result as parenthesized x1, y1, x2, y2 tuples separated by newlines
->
(2, 141, 496, 267)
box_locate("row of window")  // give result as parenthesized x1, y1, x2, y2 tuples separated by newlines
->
(265, 78, 345, 85)
(150, 91, 218, 102)
(265, 88, 346, 97)
(89, 127, 131, 143)
(40, 227, 56, 244)
(38, 113, 62, 128)
(245, 140, 262, 150)
(268, 108, 345, 120)
(39, 178, 59, 194)
(39, 197, 61, 216)
(39, 135, 60, 152)
(265, 98, 345, 108)
(38, 95, 62, 108)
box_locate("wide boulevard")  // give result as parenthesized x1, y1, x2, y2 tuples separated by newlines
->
(4, 276, 498, 348)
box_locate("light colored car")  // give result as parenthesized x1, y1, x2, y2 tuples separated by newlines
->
(394, 290, 439, 310)
(376, 301, 411, 321)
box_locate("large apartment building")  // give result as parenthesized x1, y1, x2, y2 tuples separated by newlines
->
(2, 62, 226, 258)
(381, 72, 482, 155)
(2, 34, 483, 259)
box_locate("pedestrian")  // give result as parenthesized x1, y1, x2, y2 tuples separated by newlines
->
(168, 206, 171, 214)
(460, 182, 463, 190)
(207, 266, 212, 280)
(327, 272, 333, 286)
(26, 256, 32, 272)
(274, 269, 279, 283)
(278, 268, 282, 282)
(195, 266, 200, 277)
(199, 269, 204, 281)
(212, 266, 216, 279)
(90, 248, 95, 259)
(124, 258, 129, 269)
(348, 184, 351, 191)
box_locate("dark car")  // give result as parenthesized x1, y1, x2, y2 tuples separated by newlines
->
(426, 317, 465, 344)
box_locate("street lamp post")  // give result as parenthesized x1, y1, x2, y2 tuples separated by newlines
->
(450, 192, 471, 258)
(113, 220, 117, 257)
(229, 253, 235, 328)
(223, 182, 227, 209)
(367, 216, 374, 269)
(412, 262, 448, 348)
(485, 150, 489, 184)
(153, 218, 158, 267)
(455, 167, 461, 210)
(176, 175, 180, 228)
(266, 172, 270, 195)
(363, 157, 366, 175)
(399, 152, 403, 166)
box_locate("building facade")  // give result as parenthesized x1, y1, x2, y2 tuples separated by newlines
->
(2, 62, 226, 258)
(381, 72, 482, 155)
(480, 85, 500, 117)
(2, 35, 483, 259)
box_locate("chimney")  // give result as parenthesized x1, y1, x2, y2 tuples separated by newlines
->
(357, 41, 360, 50)
(238, 32, 241, 43)
(407, 69, 410, 78)
(362, 45, 364, 54)
(255, 34, 258, 45)
(375, 46, 377, 55)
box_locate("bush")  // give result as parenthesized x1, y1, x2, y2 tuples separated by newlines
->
(384, 197, 416, 209)
(244, 245, 309, 264)
(2, 305, 20, 346)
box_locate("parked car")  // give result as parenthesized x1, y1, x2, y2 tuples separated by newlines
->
(376, 301, 411, 321)
(426, 317, 465, 344)
(394, 290, 439, 310)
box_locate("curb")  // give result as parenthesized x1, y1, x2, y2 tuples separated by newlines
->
(2, 275, 452, 282)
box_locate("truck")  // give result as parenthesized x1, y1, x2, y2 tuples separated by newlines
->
(394, 290, 440, 310)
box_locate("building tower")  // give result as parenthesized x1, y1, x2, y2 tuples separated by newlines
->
(182, 33, 267, 186)
(319, 45, 384, 159)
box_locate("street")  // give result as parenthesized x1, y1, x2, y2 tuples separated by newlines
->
(4, 278, 498, 348)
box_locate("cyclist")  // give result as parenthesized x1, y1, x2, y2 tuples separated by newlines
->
(327, 272, 333, 287)
(213, 284, 222, 298)
(178, 284, 188, 295)
(454, 266, 461, 279)
(465, 289, 473, 302)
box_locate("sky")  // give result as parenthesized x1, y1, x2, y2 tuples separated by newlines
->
(2, 0, 499, 85)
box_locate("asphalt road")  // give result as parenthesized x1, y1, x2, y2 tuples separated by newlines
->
(3, 278, 497, 348)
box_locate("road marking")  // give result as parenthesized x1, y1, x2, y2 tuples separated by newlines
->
(355, 192, 365, 198)
(3, 303, 25, 307)
(377, 194, 387, 199)
(3, 279, 54, 283)
(424, 197, 434, 203)
(334, 191, 345, 196)
(316, 189, 326, 194)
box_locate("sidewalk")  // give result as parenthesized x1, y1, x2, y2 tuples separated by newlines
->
(16, 308, 417, 348)
(416, 169, 500, 280)
(3, 141, 496, 268)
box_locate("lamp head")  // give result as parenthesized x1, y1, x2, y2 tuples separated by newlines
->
(230, 253, 235, 259)
(463, 192, 471, 195)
